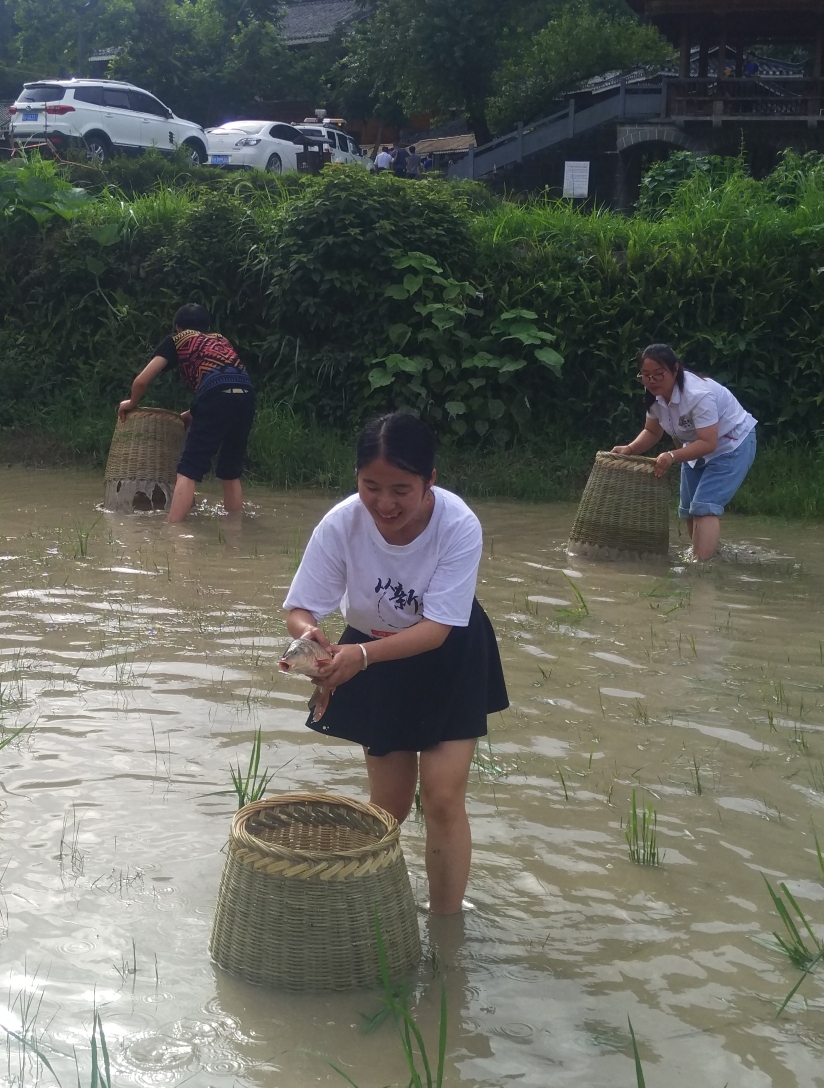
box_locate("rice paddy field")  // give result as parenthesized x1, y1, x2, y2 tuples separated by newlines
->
(1, 466, 823, 1087)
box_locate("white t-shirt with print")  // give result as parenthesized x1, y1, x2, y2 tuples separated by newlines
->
(647, 371, 756, 466)
(283, 486, 481, 637)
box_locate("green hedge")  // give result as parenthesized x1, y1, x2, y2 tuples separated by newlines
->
(2, 153, 824, 451)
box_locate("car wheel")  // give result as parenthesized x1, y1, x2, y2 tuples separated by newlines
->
(265, 153, 282, 175)
(182, 139, 206, 166)
(85, 132, 112, 165)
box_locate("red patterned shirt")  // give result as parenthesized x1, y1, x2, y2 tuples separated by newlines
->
(155, 329, 252, 398)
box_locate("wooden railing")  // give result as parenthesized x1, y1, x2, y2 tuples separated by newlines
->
(664, 77, 824, 122)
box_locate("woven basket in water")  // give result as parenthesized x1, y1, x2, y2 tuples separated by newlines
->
(103, 408, 185, 513)
(210, 793, 421, 991)
(568, 451, 670, 560)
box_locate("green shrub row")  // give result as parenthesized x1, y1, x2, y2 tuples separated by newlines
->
(2, 152, 824, 453)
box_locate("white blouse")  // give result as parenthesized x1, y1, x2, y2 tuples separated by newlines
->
(647, 371, 756, 466)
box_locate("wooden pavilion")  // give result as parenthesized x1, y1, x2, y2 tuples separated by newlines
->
(628, 1, 824, 69)
(450, 1, 824, 204)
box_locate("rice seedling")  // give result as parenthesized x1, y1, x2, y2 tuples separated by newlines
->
(471, 736, 507, 780)
(87, 1011, 113, 1088)
(627, 1017, 646, 1088)
(764, 875, 824, 1015)
(625, 790, 662, 866)
(555, 574, 589, 618)
(642, 575, 690, 613)
(772, 679, 791, 713)
(807, 759, 824, 794)
(763, 877, 823, 972)
(0, 722, 29, 753)
(789, 723, 809, 752)
(59, 806, 86, 877)
(229, 726, 274, 807)
(115, 938, 138, 985)
(634, 701, 650, 727)
(690, 756, 702, 795)
(815, 830, 824, 882)
(71, 515, 101, 560)
(557, 765, 569, 801)
(331, 915, 446, 1088)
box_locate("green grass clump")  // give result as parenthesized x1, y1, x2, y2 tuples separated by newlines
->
(625, 790, 662, 866)
(730, 444, 824, 520)
(229, 727, 274, 808)
(331, 916, 446, 1088)
(764, 877, 822, 973)
(764, 876, 824, 1014)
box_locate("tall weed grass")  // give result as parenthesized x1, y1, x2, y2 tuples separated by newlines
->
(4, 158, 824, 511)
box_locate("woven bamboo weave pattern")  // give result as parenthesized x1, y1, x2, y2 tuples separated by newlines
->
(210, 793, 421, 991)
(104, 408, 185, 482)
(568, 452, 669, 558)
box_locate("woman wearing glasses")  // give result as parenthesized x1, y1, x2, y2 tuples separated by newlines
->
(612, 344, 756, 560)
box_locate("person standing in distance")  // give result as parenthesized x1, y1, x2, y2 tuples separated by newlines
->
(375, 145, 393, 171)
(283, 412, 508, 914)
(612, 343, 756, 560)
(118, 303, 255, 522)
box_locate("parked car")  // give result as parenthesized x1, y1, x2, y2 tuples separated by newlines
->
(296, 119, 373, 169)
(8, 79, 208, 163)
(205, 120, 328, 173)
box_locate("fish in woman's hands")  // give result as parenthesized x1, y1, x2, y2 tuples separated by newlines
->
(278, 637, 333, 721)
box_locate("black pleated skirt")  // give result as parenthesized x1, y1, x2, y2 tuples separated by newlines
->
(306, 599, 508, 756)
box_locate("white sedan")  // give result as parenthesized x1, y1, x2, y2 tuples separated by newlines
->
(205, 120, 312, 172)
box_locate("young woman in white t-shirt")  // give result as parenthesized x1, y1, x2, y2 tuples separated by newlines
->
(283, 412, 508, 914)
(612, 343, 757, 559)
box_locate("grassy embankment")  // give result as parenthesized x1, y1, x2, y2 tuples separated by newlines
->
(2, 159, 824, 517)
(3, 399, 822, 520)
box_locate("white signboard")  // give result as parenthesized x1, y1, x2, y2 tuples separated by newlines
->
(563, 160, 590, 198)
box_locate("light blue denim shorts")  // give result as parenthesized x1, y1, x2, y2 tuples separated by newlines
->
(678, 428, 757, 518)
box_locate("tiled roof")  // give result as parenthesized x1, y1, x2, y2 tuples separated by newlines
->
(282, 1, 361, 45)
(582, 47, 803, 95)
(364, 135, 476, 157)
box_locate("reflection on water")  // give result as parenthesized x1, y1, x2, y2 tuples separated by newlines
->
(1, 466, 823, 1087)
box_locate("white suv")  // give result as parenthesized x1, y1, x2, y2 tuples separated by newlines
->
(9, 79, 208, 164)
(296, 119, 373, 170)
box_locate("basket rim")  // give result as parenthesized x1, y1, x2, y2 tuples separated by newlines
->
(117, 407, 185, 423)
(231, 792, 401, 862)
(596, 450, 657, 467)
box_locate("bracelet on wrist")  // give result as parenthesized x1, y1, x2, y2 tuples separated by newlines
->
(358, 643, 368, 670)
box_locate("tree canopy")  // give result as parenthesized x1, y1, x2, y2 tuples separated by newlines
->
(0, 0, 670, 138)
(487, 2, 671, 134)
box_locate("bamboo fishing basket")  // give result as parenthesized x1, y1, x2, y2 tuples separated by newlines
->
(103, 408, 186, 513)
(568, 451, 670, 560)
(210, 793, 421, 991)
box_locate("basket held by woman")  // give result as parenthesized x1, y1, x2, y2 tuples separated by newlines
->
(103, 407, 185, 513)
(210, 793, 421, 991)
(568, 451, 669, 560)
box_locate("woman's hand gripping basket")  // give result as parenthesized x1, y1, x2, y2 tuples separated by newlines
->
(568, 452, 670, 561)
(104, 408, 186, 513)
(210, 793, 421, 990)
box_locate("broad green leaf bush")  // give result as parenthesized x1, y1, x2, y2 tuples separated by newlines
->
(3, 154, 824, 455)
(636, 150, 742, 218)
(367, 252, 563, 438)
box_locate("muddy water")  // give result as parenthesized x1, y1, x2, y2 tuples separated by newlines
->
(1, 466, 823, 1088)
